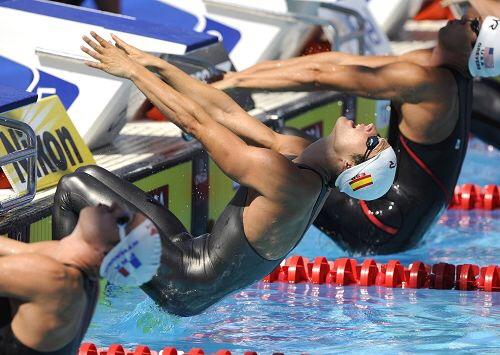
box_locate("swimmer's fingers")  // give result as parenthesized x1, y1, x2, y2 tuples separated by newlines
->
(111, 33, 153, 67)
(90, 31, 111, 49)
(82, 35, 104, 54)
(80, 45, 103, 61)
(84, 60, 105, 71)
(111, 34, 132, 52)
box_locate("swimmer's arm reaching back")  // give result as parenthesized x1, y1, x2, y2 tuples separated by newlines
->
(214, 49, 433, 90)
(0, 236, 31, 256)
(109, 34, 310, 156)
(81, 32, 302, 199)
(129, 64, 301, 199)
(218, 62, 436, 102)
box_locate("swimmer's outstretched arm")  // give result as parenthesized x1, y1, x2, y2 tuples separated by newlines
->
(217, 61, 437, 102)
(214, 49, 433, 90)
(108, 34, 310, 156)
(0, 235, 31, 256)
(81, 32, 303, 199)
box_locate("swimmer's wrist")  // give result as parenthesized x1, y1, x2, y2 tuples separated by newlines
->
(143, 55, 163, 69)
(128, 62, 146, 81)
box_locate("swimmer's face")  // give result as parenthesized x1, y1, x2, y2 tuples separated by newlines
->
(330, 117, 390, 171)
(76, 203, 147, 261)
(439, 17, 479, 54)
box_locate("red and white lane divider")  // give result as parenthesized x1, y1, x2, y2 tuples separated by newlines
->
(449, 184, 499, 210)
(263, 256, 499, 292)
(79, 343, 266, 355)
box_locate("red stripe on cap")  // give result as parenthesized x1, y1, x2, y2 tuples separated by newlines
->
(359, 200, 398, 235)
(350, 173, 372, 183)
(399, 136, 449, 201)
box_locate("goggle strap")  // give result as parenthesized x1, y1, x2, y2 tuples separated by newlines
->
(118, 224, 127, 241)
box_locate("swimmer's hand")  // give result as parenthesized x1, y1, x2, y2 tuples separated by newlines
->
(211, 72, 238, 90)
(110, 34, 159, 68)
(81, 31, 141, 79)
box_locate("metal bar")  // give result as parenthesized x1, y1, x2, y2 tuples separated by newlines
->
(204, 0, 368, 54)
(340, 30, 365, 44)
(204, 0, 340, 51)
(319, 2, 366, 54)
(0, 116, 37, 212)
(0, 148, 37, 165)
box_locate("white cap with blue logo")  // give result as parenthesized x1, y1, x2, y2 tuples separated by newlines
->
(100, 218, 161, 286)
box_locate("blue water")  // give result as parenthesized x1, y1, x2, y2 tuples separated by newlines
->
(85, 138, 500, 354)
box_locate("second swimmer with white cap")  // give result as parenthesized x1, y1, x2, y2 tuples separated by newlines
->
(211, 14, 499, 255)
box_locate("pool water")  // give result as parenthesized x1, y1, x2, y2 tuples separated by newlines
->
(85, 138, 500, 354)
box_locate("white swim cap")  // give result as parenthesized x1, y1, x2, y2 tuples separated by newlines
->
(100, 218, 161, 286)
(469, 16, 500, 77)
(335, 146, 397, 200)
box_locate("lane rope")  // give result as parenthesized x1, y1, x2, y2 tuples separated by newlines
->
(79, 343, 266, 355)
(263, 256, 499, 292)
(449, 184, 499, 210)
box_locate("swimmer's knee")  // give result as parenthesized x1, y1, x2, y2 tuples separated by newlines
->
(75, 164, 105, 177)
(54, 173, 92, 213)
(57, 172, 85, 193)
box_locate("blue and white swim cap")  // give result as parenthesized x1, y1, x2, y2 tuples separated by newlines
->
(469, 16, 500, 77)
(100, 218, 161, 286)
(335, 146, 397, 201)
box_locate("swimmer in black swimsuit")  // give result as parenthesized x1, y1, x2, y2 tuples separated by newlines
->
(216, 16, 500, 254)
(75, 32, 396, 315)
(0, 203, 138, 355)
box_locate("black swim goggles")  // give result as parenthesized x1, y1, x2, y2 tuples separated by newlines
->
(362, 135, 380, 162)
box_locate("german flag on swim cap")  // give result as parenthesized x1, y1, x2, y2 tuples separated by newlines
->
(349, 173, 374, 191)
(335, 146, 397, 200)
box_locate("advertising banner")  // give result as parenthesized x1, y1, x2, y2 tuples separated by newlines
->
(0, 95, 95, 193)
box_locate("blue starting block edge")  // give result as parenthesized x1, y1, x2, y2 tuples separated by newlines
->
(0, 85, 37, 113)
(0, 0, 217, 51)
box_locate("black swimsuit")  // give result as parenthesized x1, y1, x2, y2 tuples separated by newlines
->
(314, 66, 472, 254)
(53, 162, 329, 316)
(0, 270, 98, 355)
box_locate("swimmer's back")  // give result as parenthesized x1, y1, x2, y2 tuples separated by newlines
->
(141, 163, 329, 316)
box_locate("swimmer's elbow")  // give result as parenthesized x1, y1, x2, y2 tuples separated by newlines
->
(309, 64, 327, 87)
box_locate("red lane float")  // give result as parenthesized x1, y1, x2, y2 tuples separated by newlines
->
(449, 184, 499, 210)
(263, 256, 499, 292)
(79, 344, 264, 355)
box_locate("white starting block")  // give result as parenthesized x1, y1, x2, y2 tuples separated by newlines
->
(0, 0, 218, 149)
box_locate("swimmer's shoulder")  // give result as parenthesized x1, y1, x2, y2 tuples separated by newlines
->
(0, 254, 83, 300)
(399, 48, 433, 66)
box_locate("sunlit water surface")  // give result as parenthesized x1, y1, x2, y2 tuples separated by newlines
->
(85, 138, 499, 354)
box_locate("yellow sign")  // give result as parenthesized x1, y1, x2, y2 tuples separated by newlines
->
(0, 96, 95, 193)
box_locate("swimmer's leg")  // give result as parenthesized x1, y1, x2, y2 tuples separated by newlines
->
(52, 172, 134, 239)
(75, 165, 189, 237)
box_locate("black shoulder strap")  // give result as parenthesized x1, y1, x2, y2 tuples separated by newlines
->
(295, 162, 329, 187)
(294, 162, 331, 226)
